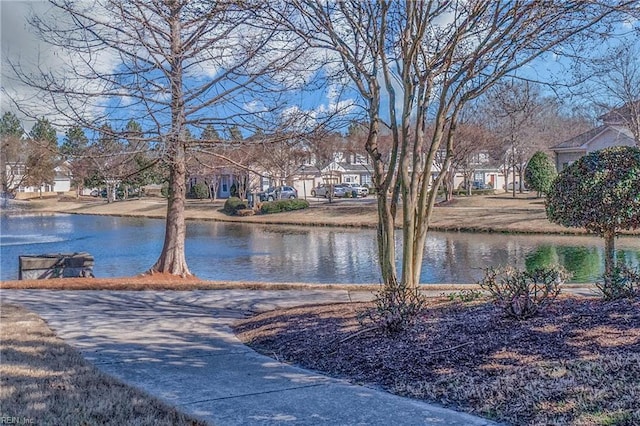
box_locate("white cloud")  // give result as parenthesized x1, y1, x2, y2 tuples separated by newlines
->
(1, 1, 120, 131)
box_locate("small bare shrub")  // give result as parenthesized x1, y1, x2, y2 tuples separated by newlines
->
(480, 266, 569, 319)
(362, 278, 426, 334)
(445, 289, 484, 303)
(597, 261, 640, 300)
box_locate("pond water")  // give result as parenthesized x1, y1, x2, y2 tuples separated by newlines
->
(1, 212, 638, 283)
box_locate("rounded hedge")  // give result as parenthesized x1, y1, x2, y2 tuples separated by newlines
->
(546, 146, 640, 236)
(223, 197, 247, 215)
(191, 182, 209, 199)
(260, 199, 309, 214)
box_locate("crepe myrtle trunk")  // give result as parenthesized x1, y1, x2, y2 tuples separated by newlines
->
(367, 117, 398, 288)
(376, 189, 398, 287)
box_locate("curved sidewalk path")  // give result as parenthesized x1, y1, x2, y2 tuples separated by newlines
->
(1, 289, 497, 425)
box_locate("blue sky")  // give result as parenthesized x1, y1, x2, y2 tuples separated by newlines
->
(1, 1, 638, 140)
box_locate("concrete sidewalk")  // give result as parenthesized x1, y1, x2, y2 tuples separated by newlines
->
(1, 290, 497, 425)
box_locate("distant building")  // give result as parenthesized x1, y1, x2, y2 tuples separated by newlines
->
(551, 104, 638, 172)
(6, 162, 72, 196)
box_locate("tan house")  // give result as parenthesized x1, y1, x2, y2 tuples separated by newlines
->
(552, 104, 638, 172)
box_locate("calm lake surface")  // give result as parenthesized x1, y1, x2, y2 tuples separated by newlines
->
(1, 212, 639, 283)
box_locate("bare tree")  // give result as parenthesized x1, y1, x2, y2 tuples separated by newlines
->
(9, 1, 303, 276)
(438, 118, 494, 200)
(486, 81, 543, 197)
(280, 0, 634, 292)
(254, 136, 308, 187)
(588, 41, 640, 144)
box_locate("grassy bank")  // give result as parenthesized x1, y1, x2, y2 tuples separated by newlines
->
(14, 193, 601, 235)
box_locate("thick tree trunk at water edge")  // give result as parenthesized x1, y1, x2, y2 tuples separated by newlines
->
(149, 158, 191, 277)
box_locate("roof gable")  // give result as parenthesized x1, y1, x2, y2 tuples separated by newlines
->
(551, 125, 635, 152)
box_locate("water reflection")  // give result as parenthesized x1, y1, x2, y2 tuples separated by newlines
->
(525, 245, 640, 282)
(1, 212, 639, 283)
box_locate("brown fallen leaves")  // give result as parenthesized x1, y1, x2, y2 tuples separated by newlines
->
(235, 296, 640, 426)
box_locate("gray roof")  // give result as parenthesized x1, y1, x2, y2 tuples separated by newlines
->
(551, 125, 607, 150)
(551, 124, 635, 152)
(338, 162, 372, 173)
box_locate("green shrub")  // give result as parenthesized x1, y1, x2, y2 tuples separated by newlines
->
(190, 182, 209, 199)
(596, 261, 640, 300)
(479, 265, 570, 319)
(453, 188, 495, 196)
(525, 151, 556, 196)
(160, 183, 170, 198)
(223, 197, 247, 215)
(260, 199, 309, 214)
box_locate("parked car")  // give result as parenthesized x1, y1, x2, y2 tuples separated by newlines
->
(459, 180, 490, 190)
(258, 185, 298, 201)
(339, 183, 369, 197)
(89, 189, 100, 197)
(311, 184, 347, 198)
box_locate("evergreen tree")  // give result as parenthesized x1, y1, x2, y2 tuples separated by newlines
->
(26, 118, 58, 195)
(200, 124, 220, 142)
(0, 112, 25, 194)
(227, 125, 243, 141)
(546, 146, 640, 298)
(0, 112, 23, 137)
(525, 151, 556, 197)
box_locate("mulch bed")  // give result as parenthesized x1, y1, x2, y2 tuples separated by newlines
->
(235, 296, 640, 425)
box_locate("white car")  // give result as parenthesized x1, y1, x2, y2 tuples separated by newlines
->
(338, 183, 369, 197)
(311, 184, 347, 198)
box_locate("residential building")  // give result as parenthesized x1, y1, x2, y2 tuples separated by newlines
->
(6, 162, 72, 197)
(551, 104, 638, 172)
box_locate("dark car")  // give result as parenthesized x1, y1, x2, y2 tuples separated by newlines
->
(459, 180, 490, 190)
(472, 181, 489, 190)
(258, 185, 298, 201)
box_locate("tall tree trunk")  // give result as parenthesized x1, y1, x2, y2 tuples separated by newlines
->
(150, 149, 190, 276)
(148, 2, 191, 277)
(376, 192, 397, 287)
